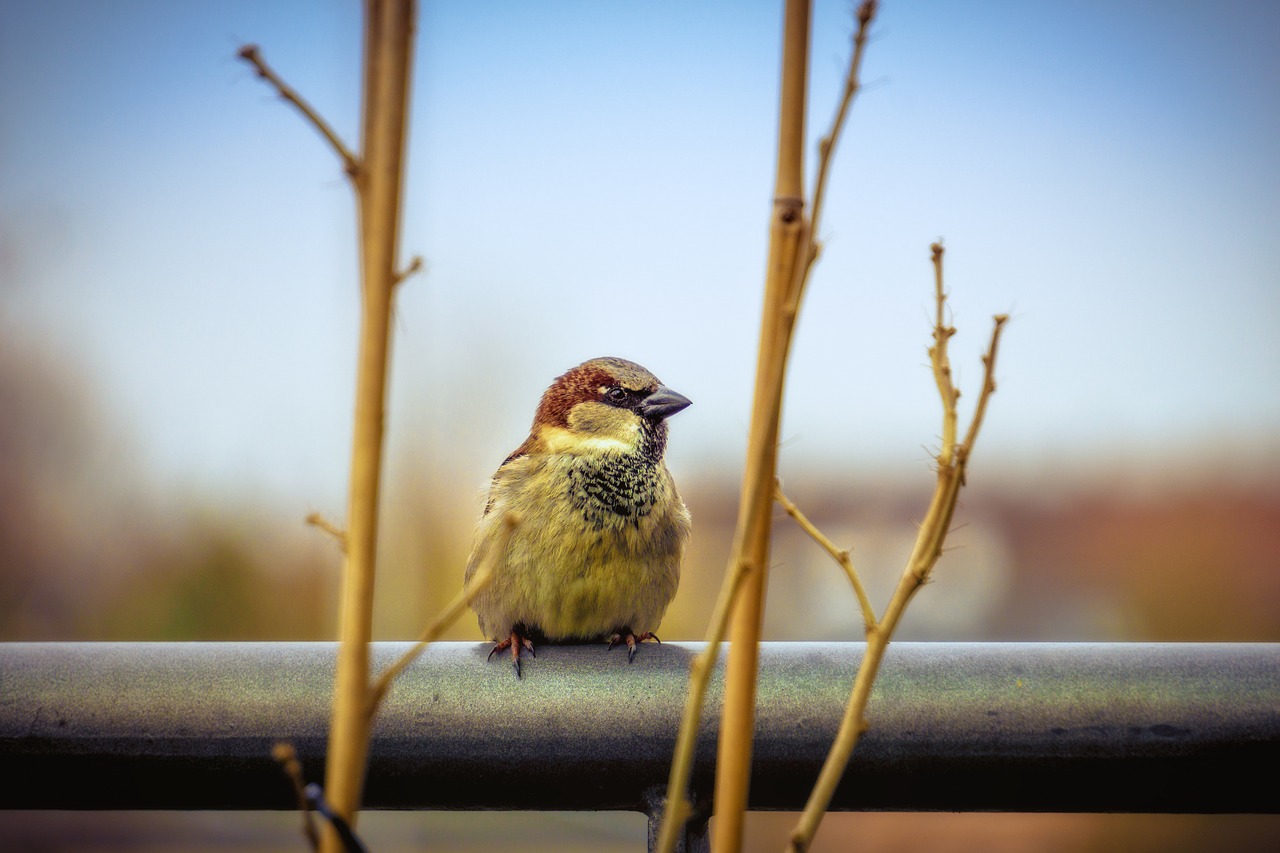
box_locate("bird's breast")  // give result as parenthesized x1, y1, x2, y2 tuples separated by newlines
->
(565, 453, 667, 531)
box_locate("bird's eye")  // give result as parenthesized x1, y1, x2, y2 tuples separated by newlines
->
(604, 387, 628, 405)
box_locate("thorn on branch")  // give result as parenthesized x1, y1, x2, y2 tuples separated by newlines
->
(394, 255, 425, 286)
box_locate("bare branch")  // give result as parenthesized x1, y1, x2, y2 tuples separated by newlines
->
(930, 242, 960, 465)
(365, 513, 518, 718)
(655, 556, 754, 853)
(787, 240, 1006, 852)
(663, 4, 881, 849)
(699, 0, 817, 845)
(786, 0, 878, 315)
(237, 44, 360, 178)
(305, 512, 347, 551)
(272, 742, 321, 851)
(774, 481, 877, 634)
(960, 314, 1010, 457)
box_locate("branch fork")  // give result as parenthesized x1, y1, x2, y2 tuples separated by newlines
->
(779, 248, 1007, 853)
(656, 3, 883, 852)
(656, 2, 1011, 849)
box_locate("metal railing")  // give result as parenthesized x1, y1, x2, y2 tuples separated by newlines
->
(3, 642, 1277, 851)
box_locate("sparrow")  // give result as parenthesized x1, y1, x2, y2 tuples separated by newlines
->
(465, 356, 692, 676)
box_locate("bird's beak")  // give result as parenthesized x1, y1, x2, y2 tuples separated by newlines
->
(637, 385, 692, 420)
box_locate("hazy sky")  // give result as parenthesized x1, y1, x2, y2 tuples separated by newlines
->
(2, 0, 1278, 510)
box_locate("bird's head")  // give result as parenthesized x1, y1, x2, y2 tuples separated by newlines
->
(531, 357, 691, 458)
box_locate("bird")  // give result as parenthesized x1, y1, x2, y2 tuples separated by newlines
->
(464, 356, 692, 676)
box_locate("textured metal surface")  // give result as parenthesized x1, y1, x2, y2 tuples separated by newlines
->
(1, 642, 1276, 813)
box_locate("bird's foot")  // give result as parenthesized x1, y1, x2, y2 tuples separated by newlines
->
(607, 629, 660, 663)
(488, 629, 536, 678)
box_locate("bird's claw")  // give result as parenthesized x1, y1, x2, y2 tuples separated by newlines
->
(607, 630, 660, 663)
(488, 630, 536, 678)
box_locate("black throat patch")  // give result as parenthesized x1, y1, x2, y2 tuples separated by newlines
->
(566, 421, 668, 529)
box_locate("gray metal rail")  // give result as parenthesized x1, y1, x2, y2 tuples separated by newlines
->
(2, 642, 1276, 823)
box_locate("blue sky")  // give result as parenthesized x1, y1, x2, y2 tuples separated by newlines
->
(2, 0, 1278, 511)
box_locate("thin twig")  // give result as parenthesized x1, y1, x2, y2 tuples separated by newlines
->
(705, 0, 814, 845)
(774, 480, 877, 633)
(655, 558, 753, 853)
(930, 242, 959, 465)
(237, 44, 360, 178)
(785, 261, 1008, 853)
(961, 314, 1009, 456)
(365, 513, 517, 717)
(786, 629, 881, 853)
(786, 0, 878, 316)
(393, 255, 425, 286)
(273, 741, 321, 851)
(306, 512, 348, 551)
(661, 4, 880, 849)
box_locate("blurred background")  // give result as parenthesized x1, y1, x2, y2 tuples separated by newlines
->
(2, 0, 1277, 850)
